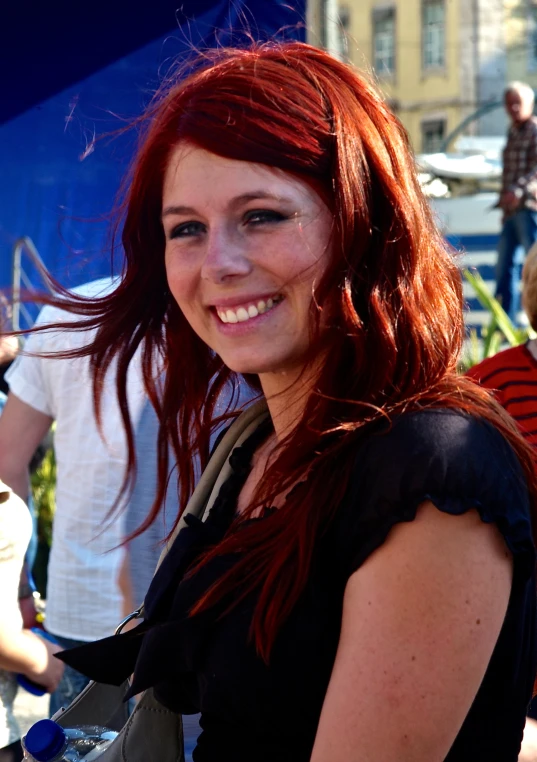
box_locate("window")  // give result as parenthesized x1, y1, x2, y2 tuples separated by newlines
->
(337, 6, 351, 61)
(528, 6, 537, 71)
(422, 0, 445, 70)
(373, 8, 395, 77)
(421, 119, 446, 153)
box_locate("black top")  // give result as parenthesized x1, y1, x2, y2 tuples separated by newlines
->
(60, 409, 537, 762)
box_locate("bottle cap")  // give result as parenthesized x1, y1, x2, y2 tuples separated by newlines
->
(24, 719, 66, 761)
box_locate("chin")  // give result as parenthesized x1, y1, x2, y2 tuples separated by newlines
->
(220, 351, 296, 376)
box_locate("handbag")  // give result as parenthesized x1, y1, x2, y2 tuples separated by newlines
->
(50, 399, 269, 762)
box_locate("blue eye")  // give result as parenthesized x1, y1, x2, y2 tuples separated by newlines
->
(244, 209, 287, 226)
(169, 221, 205, 239)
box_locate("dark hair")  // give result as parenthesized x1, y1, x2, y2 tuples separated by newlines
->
(29, 41, 537, 661)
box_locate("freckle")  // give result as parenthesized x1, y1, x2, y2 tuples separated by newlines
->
(476, 618, 481, 625)
(465, 599, 470, 605)
(411, 655, 416, 661)
(368, 601, 371, 606)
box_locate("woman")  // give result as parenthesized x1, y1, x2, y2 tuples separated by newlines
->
(46, 43, 537, 761)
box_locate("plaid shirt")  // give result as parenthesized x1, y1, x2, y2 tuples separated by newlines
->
(501, 115, 537, 213)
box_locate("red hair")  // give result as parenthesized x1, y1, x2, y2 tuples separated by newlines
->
(31, 42, 537, 661)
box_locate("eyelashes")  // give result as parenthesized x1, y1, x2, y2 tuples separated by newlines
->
(167, 209, 290, 241)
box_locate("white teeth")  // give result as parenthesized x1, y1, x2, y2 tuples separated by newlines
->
(216, 296, 281, 324)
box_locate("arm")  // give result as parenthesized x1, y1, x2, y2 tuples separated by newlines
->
(118, 546, 136, 620)
(0, 625, 64, 693)
(0, 392, 53, 500)
(520, 718, 537, 762)
(310, 501, 512, 762)
(0, 485, 63, 693)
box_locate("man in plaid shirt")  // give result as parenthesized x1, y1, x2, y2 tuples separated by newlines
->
(496, 81, 537, 321)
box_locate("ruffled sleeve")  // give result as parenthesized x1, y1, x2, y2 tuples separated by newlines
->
(333, 409, 535, 582)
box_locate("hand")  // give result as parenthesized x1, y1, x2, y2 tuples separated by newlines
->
(519, 717, 537, 762)
(20, 631, 64, 694)
(501, 190, 520, 211)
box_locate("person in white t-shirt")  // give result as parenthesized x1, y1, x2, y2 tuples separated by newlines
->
(0, 277, 146, 717)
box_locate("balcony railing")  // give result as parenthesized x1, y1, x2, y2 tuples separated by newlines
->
(11, 237, 54, 331)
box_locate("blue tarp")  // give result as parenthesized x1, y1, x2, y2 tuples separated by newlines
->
(0, 2, 305, 300)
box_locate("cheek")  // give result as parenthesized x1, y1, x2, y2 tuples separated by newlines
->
(165, 253, 196, 303)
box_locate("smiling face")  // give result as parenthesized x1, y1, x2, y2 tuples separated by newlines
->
(162, 144, 334, 383)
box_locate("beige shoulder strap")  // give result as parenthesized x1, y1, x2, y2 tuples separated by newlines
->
(155, 398, 269, 570)
(119, 399, 269, 630)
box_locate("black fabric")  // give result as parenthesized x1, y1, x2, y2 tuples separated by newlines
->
(59, 409, 537, 762)
(0, 740, 23, 762)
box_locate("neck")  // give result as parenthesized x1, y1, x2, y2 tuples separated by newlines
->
(258, 364, 318, 441)
(527, 337, 537, 361)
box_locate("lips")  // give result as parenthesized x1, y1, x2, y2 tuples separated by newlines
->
(215, 294, 284, 324)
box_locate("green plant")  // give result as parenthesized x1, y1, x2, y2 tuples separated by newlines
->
(460, 269, 534, 372)
(30, 438, 56, 597)
(30, 442, 56, 548)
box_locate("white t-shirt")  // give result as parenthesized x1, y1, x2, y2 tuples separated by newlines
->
(6, 278, 147, 641)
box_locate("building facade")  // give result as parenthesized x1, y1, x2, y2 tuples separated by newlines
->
(332, 0, 507, 153)
(505, 0, 537, 88)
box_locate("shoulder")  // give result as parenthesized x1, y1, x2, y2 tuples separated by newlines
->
(354, 409, 528, 506)
(71, 277, 119, 299)
(31, 277, 118, 328)
(357, 408, 520, 476)
(466, 345, 528, 386)
(333, 409, 533, 578)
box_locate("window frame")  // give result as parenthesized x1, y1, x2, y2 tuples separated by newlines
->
(421, 117, 447, 154)
(528, 4, 537, 72)
(422, 0, 446, 73)
(372, 6, 396, 79)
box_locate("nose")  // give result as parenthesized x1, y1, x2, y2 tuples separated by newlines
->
(200, 226, 252, 284)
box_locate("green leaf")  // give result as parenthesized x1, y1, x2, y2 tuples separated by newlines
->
(463, 269, 527, 344)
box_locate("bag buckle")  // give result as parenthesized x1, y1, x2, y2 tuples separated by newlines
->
(115, 607, 143, 635)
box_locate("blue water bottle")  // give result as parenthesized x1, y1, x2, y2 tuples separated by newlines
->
(22, 719, 118, 761)
(17, 628, 59, 696)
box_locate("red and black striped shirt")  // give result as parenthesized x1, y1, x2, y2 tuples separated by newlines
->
(467, 342, 537, 448)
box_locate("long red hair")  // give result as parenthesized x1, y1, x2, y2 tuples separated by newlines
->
(29, 42, 537, 661)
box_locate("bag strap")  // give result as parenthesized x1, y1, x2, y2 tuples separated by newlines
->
(156, 397, 269, 568)
(119, 399, 269, 629)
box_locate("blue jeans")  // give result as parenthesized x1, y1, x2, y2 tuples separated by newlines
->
(495, 208, 537, 322)
(47, 634, 90, 717)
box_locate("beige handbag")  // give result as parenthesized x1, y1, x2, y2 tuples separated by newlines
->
(50, 400, 269, 762)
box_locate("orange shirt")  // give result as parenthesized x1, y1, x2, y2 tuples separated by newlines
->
(467, 343, 537, 448)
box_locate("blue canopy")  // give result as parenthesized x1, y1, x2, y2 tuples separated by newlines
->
(0, 1, 305, 297)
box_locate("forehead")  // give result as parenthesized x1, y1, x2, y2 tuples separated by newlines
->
(162, 143, 319, 206)
(505, 90, 528, 104)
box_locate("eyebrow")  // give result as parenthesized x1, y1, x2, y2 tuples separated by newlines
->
(161, 191, 292, 219)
